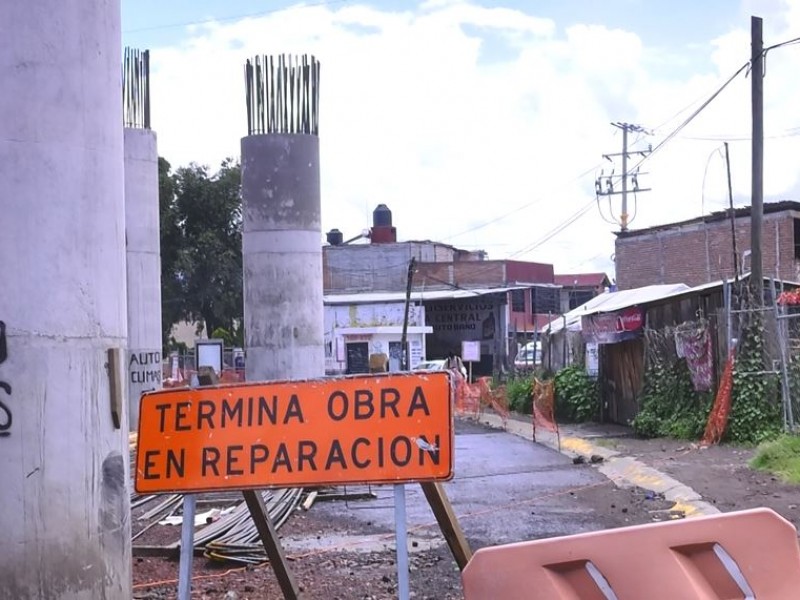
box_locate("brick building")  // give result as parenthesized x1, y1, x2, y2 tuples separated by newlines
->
(555, 272, 612, 312)
(324, 204, 561, 372)
(614, 201, 800, 290)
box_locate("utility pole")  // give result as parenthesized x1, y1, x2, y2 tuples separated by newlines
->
(400, 257, 416, 371)
(751, 15, 764, 302)
(724, 142, 739, 283)
(596, 122, 652, 231)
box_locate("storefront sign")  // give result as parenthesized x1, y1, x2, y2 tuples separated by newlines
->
(427, 299, 496, 343)
(581, 307, 644, 344)
(461, 340, 481, 362)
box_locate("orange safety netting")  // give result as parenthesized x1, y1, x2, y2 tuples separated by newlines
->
(532, 378, 559, 442)
(478, 377, 509, 425)
(162, 368, 245, 389)
(455, 376, 482, 418)
(701, 350, 735, 446)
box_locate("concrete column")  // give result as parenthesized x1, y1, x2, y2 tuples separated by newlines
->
(0, 1, 131, 598)
(124, 128, 162, 430)
(242, 134, 325, 380)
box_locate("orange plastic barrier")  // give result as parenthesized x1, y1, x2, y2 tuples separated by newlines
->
(702, 349, 735, 446)
(532, 378, 558, 435)
(462, 508, 800, 599)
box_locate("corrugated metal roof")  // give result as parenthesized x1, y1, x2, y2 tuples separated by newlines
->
(544, 284, 690, 334)
(543, 274, 800, 334)
(324, 285, 532, 305)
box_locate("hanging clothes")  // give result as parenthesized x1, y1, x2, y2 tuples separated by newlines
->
(675, 325, 714, 392)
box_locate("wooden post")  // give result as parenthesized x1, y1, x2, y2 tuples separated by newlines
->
(750, 15, 764, 301)
(420, 481, 472, 570)
(243, 490, 301, 600)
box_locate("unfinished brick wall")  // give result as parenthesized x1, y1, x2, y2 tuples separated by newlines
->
(615, 211, 800, 289)
(415, 261, 506, 288)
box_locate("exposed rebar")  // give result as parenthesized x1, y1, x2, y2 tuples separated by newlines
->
(123, 47, 151, 129)
(245, 54, 320, 136)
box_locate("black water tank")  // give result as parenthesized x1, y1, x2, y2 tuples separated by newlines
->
(373, 204, 392, 227)
(326, 228, 343, 245)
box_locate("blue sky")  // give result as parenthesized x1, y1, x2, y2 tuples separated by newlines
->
(119, 1, 800, 277)
(123, 0, 743, 48)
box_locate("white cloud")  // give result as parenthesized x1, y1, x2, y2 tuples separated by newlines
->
(146, 1, 800, 280)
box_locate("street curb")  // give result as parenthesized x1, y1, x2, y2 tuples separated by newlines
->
(475, 414, 719, 518)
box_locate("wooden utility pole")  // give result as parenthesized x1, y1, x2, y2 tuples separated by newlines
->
(751, 15, 764, 301)
(400, 257, 416, 370)
(724, 142, 739, 283)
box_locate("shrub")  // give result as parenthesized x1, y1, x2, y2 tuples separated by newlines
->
(506, 377, 533, 414)
(554, 366, 598, 422)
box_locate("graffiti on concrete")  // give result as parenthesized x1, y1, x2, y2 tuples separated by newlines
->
(0, 321, 11, 436)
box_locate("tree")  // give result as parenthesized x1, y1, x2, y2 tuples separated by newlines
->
(159, 158, 243, 350)
(159, 157, 184, 347)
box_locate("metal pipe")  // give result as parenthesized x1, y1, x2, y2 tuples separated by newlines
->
(394, 484, 410, 600)
(177, 494, 197, 600)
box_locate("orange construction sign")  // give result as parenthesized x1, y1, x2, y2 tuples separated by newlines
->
(135, 372, 454, 494)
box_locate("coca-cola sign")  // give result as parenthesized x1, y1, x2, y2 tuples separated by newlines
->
(581, 307, 644, 344)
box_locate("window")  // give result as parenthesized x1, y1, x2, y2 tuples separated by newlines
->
(531, 286, 560, 314)
(794, 218, 800, 259)
(569, 290, 595, 310)
(510, 289, 525, 312)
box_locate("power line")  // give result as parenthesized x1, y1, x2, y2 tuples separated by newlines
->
(123, 0, 350, 34)
(630, 60, 751, 174)
(508, 200, 596, 260)
(441, 162, 602, 242)
(470, 55, 764, 263)
(679, 126, 800, 142)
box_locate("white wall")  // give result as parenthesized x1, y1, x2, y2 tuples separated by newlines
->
(0, 1, 131, 596)
(124, 127, 162, 430)
(323, 302, 428, 373)
(324, 302, 426, 330)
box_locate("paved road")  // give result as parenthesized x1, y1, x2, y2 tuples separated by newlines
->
(283, 419, 636, 554)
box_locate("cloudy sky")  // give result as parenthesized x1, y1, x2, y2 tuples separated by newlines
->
(122, 0, 800, 280)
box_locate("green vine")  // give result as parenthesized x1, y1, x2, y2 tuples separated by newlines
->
(726, 317, 782, 444)
(632, 359, 712, 439)
(554, 366, 598, 422)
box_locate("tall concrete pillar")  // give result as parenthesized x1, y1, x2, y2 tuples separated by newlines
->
(241, 55, 325, 380)
(124, 48, 162, 430)
(0, 1, 131, 598)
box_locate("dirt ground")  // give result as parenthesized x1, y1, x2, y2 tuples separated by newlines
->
(132, 420, 677, 600)
(132, 419, 800, 599)
(132, 484, 674, 600)
(591, 433, 800, 532)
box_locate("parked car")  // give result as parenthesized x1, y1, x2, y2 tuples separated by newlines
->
(514, 341, 542, 369)
(415, 359, 467, 378)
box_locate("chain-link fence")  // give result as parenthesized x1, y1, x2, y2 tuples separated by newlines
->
(769, 286, 800, 432)
(729, 282, 798, 434)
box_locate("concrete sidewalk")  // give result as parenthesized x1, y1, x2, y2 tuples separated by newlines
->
(475, 412, 719, 518)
